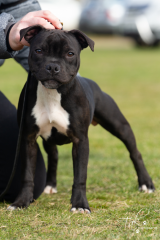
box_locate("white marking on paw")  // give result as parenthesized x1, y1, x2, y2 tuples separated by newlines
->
(148, 189, 154, 193)
(139, 184, 154, 193)
(44, 185, 57, 194)
(70, 207, 91, 214)
(84, 209, 91, 214)
(142, 184, 148, 192)
(7, 206, 16, 211)
(78, 208, 84, 213)
(70, 207, 77, 212)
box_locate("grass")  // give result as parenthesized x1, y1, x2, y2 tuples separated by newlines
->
(1, 36, 160, 239)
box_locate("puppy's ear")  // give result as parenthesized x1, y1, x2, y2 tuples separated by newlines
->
(20, 25, 44, 43)
(69, 29, 94, 51)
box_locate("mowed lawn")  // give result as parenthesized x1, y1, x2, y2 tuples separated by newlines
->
(1, 36, 160, 239)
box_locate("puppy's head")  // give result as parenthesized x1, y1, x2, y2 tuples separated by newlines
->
(20, 25, 94, 89)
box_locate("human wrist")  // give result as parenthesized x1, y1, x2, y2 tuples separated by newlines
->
(8, 23, 24, 51)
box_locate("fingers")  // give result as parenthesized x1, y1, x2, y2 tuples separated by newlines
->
(22, 10, 62, 29)
(19, 16, 61, 46)
(29, 17, 56, 30)
(9, 10, 63, 51)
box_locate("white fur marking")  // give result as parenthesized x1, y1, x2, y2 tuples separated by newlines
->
(70, 207, 91, 214)
(78, 208, 84, 213)
(44, 185, 57, 194)
(32, 82, 70, 140)
(141, 184, 148, 192)
(139, 184, 154, 193)
(70, 208, 77, 212)
(7, 206, 16, 211)
(148, 189, 154, 193)
(84, 209, 91, 214)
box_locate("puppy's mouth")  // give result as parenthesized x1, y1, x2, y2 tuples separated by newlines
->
(40, 79, 62, 89)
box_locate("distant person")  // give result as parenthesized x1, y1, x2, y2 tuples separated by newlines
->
(0, 0, 62, 202)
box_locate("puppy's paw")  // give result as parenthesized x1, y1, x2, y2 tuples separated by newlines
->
(138, 174, 155, 193)
(44, 185, 57, 194)
(139, 184, 154, 193)
(7, 205, 17, 211)
(6, 188, 33, 210)
(7, 199, 32, 210)
(71, 187, 90, 214)
(70, 207, 91, 214)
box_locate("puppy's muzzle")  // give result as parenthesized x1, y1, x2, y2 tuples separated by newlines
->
(45, 63, 60, 75)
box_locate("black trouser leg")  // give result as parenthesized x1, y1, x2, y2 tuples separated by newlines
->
(0, 91, 46, 202)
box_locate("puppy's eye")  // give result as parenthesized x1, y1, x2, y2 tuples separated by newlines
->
(67, 52, 74, 57)
(35, 49, 42, 54)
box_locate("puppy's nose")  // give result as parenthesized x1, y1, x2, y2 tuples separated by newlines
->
(45, 63, 60, 75)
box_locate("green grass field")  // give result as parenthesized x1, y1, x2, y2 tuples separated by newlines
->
(1, 36, 160, 239)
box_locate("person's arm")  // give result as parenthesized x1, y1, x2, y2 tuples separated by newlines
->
(0, 12, 17, 59)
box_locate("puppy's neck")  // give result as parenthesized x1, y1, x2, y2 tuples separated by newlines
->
(57, 76, 77, 95)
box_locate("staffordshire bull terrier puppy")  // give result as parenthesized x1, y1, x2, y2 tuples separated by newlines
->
(8, 26, 154, 212)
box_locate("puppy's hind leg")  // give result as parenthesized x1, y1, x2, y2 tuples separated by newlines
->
(43, 139, 58, 194)
(93, 91, 155, 193)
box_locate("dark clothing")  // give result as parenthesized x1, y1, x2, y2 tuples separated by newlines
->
(0, 92, 46, 202)
(0, 0, 20, 6)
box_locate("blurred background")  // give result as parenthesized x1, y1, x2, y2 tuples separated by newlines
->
(39, 0, 160, 47)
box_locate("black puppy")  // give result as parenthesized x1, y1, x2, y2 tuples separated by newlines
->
(8, 26, 154, 212)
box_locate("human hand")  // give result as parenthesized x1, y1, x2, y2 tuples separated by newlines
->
(9, 10, 62, 51)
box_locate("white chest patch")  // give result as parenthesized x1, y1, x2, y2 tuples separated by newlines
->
(32, 82, 70, 140)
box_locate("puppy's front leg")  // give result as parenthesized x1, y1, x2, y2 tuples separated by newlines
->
(43, 140, 58, 194)
(8, 135, 37, 210)
(71, 136, 90, 214)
